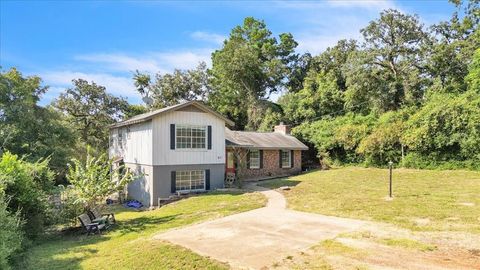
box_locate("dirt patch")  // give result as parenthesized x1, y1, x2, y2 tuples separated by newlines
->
(276, 234, 480, 270)
(458, 202, 475, 207)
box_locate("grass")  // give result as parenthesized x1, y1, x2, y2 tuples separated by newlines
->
(16, 191, 267, 270)
(259, 167, 480, 233)
(380, 238, 437, 251)
(318, 239, 359, 255)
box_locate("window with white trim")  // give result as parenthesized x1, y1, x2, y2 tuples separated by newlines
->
(249, 150, 260, 169)
(281, 150, 291, 168)
(175, 170, 205, 191)
(176, 125, 206, 149)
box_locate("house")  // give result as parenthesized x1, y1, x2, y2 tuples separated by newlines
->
(109, 101, 308, 207)
(225, 125, 308, 180)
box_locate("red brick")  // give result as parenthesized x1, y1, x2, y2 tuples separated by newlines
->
(236, 149, 302, 181)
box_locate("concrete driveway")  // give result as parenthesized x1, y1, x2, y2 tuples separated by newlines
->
(154, 185, 367, 269)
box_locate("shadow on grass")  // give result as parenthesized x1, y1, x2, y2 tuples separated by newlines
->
(15, 213, 180, 269)
(115, 214, 179, 235)
(257, 178, 301, 189)
(14, 232, 110, 270)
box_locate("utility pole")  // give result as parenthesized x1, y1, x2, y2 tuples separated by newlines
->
(388, 161, 393, 198)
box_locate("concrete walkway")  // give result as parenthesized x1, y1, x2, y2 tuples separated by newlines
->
(154, 184, 367, 269)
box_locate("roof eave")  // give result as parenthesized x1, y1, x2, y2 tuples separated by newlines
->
(225, 145, 308, 150)
(109, 100, 235, 129)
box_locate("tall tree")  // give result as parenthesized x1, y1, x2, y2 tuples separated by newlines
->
(0, 68, 75, 178)
(427, 0, 479, 92)
(134, 62, 210, 109)
(209, 17, 298, 130)
(54, 79, 128, 151)
(310, 39, 357, 92)
(279, 39, 356, 123)
(345, 9, 429, 113)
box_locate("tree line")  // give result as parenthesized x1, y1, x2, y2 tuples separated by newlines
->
(2, 2, 478, 175)
(133, 1, 479, 169)
(0, 0, 479, 267)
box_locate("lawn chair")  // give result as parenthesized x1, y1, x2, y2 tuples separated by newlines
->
(89, 208, 116, 225)
(78, 213, 106, 235)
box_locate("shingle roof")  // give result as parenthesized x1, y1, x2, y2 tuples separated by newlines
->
(110, 100, 234, 128)
(225, 128, 308, 150)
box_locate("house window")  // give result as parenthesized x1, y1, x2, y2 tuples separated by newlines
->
(176, 125, 206, 149)
(176, 170, 205, 191)
(249, 150, 260, 169)
(118, 129, 123, 149)
(281, 150, 291, 168)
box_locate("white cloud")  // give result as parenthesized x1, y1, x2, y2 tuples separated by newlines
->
(38, 48, 215, 104)
(41, 71, 137, 99)
(326, 0, 395, 10)
(272, 0, 395, 11)
(293, 15, 366, 54)
(297, 35, 350, 55)
(75, 49, 213, 74)
(153, 49, 213, 70)
(190, 31, 226, 45)
(74, 53, 164, 74)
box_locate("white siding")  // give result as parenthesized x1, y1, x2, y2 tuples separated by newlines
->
(125, 163, 154, 206)
(152, 111, 225, 165)
(109, 121, 153, 165)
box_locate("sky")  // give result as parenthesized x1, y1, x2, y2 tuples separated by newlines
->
(1, 0, 456, 105)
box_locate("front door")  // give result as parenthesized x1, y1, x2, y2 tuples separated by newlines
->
(226, 150, 235, 174)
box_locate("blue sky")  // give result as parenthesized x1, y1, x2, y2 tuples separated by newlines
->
(1, 0, 455, 105)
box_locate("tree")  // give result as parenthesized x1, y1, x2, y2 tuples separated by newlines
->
(54, 79, 128, 151)
(310, 39, 357, 92)
(66, 149, 136, 211)
(281, 71, 344, 124)
(257, 105, 283, 132)
(279, 39, 355, 123)
(0, 68, 75, 181)
(286, 52, 313, 93)
(357, 110, 410, 165)
(209, 17, 298, 129)
(427, 0, 479, 92)
(466, 48, 480, 92)
(345, 9, 429, 112)
(402, 91, 480, 167)
(123, 104, 149, 119)
(0, 195, 23, 270)
(134, 62, 210, 109)
(0, 152, 54, 238)
(293, 114, 376, 165)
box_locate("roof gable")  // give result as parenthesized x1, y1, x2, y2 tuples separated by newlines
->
(110, 101, 234, 128)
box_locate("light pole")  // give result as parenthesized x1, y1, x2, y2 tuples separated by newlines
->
(388, 161, 393, 198)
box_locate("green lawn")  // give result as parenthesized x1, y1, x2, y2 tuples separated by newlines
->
(16, 191, 266, 270)
(260, 167, 480, 233)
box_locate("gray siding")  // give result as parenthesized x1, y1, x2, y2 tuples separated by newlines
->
(124, 163, 225, 207)
(152, 164, 225, 206)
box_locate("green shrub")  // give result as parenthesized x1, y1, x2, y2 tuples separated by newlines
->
(67, 149, 136, 211)
(48, 185, 84, 226)
(293, 113, 376, 164)
(0, 152, 53, 238)
(357, 110, 411, 166)
(0, 196, 24, 270)
(402, 91, 480, 166)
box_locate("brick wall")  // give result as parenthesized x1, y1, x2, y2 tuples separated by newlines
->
(238, 149, 302, 181)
